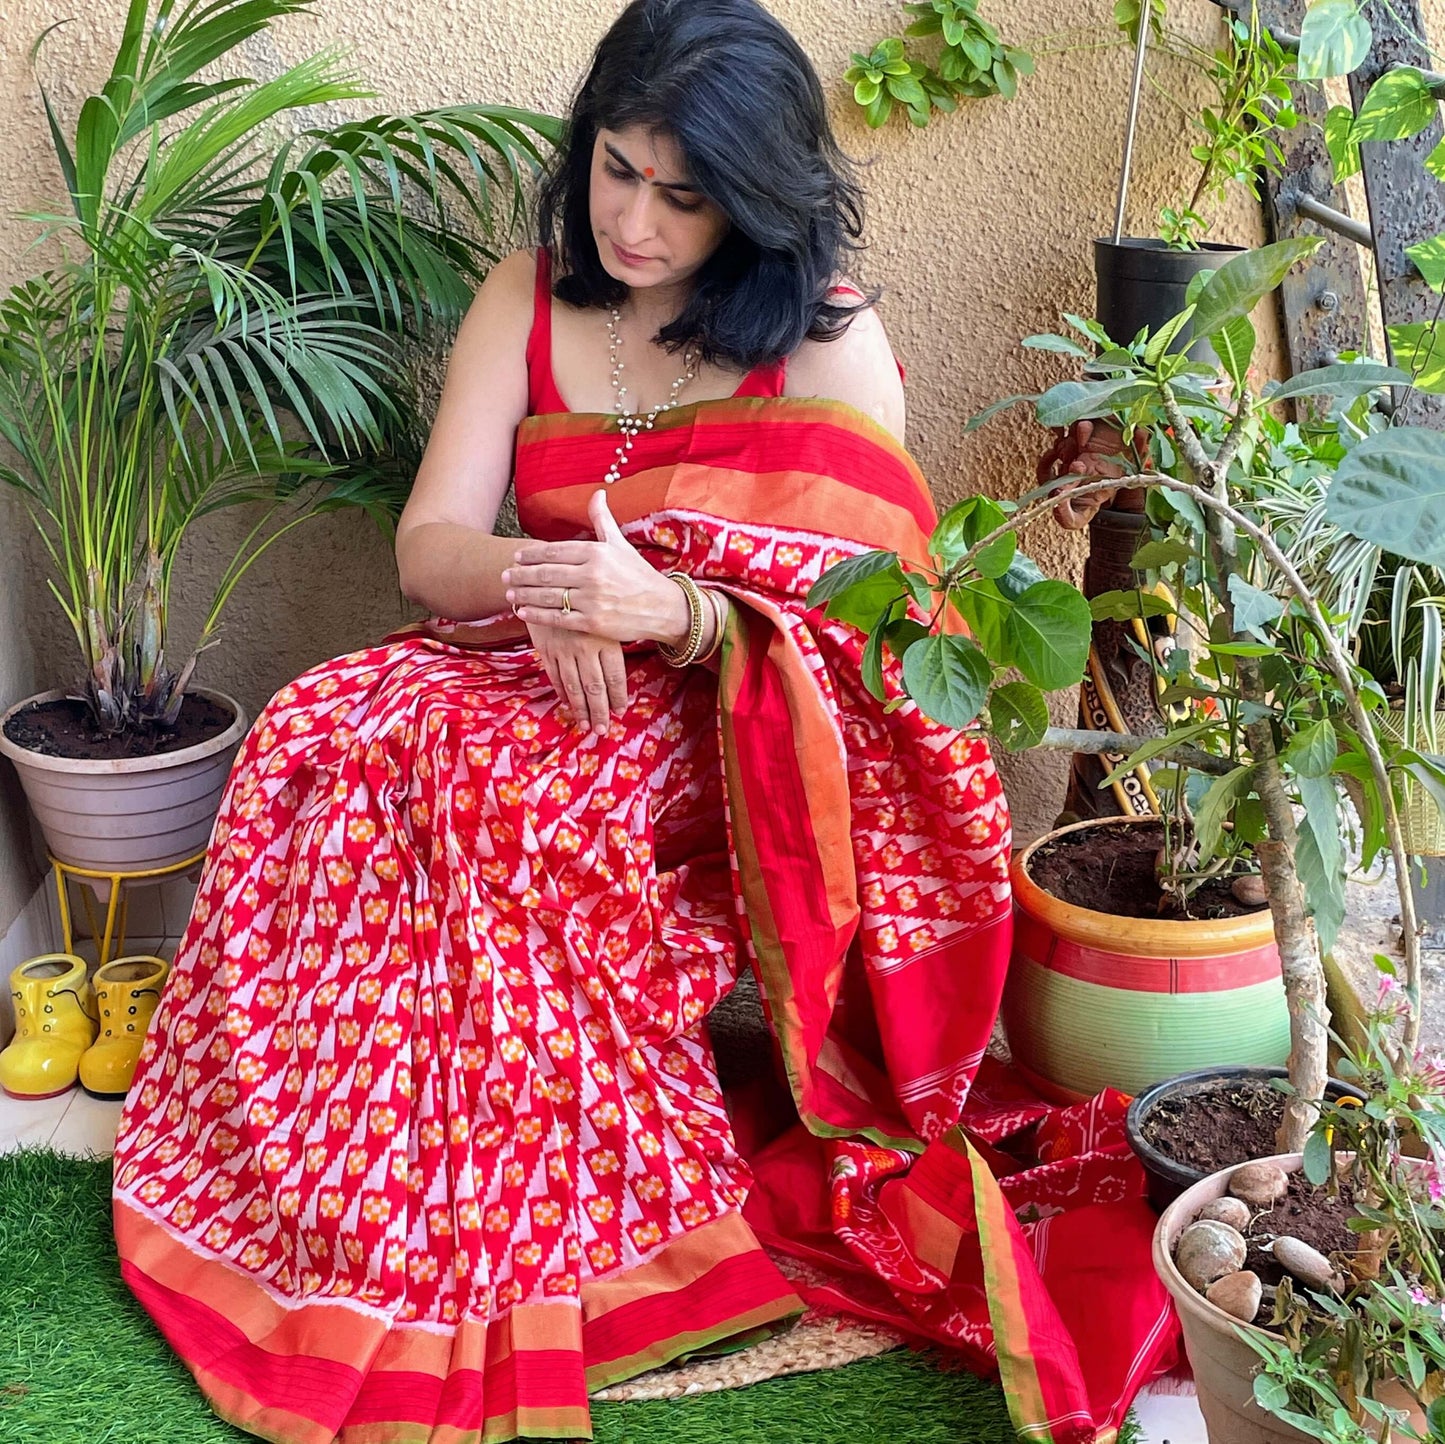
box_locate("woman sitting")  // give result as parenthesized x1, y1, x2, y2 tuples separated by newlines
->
(112, 2, 1175, 1440)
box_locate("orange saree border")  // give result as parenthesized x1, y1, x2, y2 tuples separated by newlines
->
(117, 1201, 799, 1442)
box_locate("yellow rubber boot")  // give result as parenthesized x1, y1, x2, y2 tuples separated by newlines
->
(79, 956, 170, 1100)
(0, 954, 98, 1100)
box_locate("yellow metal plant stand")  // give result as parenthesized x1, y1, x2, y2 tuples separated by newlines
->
(50, 853, 204, 967)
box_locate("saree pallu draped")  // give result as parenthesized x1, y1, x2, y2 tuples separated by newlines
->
(113, 395, 1175, 1444)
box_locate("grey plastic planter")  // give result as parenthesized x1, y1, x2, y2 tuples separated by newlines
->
(0, 688, 246, 872)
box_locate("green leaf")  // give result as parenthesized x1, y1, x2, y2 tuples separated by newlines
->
(1302, 1126, 1332, 1186)
(1004, 580, 1093, 689)
(1324, 104, 1362, 181)
(1297, 0, 1372, 78)
(1407, 235, 1445, 293)
(995, 552, 1047, 601)
(1253, 1375, 1292, 1415)
(1089, 589, 1176, 621)
(1195, 765, 1257, 859)
(1190, 240, 1324, 341)
(963, 393, 1036, 434)
(1227, 574, 1284, 640)
(989, 680, 1049, 750)
(1211, 314, 1256, 392)
(861, 605, 891, 700)
(1209, 641, 1278, 657)
(1097, 720, 1217, 788)
(901, 633, 991, 728)
(854, 76, 881, 106)
(1388, 322, 1445, 391)
(864, 89, 893, 127)
(1144, 306, 1196, 366)
(1035, 377, 1154, 428)
(931, 497, 1014, 575)
(807, 548, 901, 607)
(1022, 333, 1091, 358)
(1284, 719, 1339, 778)
(1427, 136, 1445, 182)
(1325, 427, 1445, 566)
(1351, 68, 1438, 142)
(1296, 773, 1346, 951)
(1132, 538, 1194, 569)
(1266, 360, 1411, 401)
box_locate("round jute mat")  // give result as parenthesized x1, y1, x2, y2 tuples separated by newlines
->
(590, 1256, 907, 1402)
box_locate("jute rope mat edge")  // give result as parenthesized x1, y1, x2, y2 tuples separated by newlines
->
(590, 1255, 907, 1402)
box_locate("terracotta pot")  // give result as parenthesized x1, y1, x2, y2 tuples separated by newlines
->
(0, 688, 246, 871)
(1155, 1153, 1426, 1444)
(1004, 816, 1289, 1101)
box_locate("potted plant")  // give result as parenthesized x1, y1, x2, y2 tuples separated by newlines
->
(0, 0, 558, 871)
(807, 232, 1442, 1160)
(1155, 975, 1444, 1444)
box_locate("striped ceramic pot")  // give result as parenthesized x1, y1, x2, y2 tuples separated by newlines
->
(1002, 816, 1289, 1103)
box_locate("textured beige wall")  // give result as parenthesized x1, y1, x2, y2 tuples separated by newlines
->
(0, 0, 1365, 924)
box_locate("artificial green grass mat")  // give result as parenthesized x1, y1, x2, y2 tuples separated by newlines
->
(0, 1148, 1138, 1444)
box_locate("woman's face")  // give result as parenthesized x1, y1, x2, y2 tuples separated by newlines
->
(589, 125, 730, 290)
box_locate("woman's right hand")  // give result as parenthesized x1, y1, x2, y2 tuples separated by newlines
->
(1040, 419, 1147, 530)
(526, 619, 630, 734)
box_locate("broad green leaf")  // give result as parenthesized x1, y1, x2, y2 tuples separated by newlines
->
(1324, 103, 1362, 181)
(1190, 240, 1324, 341)
(989, 680, 1050, 750)
(1296, 773, 1346, 951)
(1254, 1376, 1292, 1414)
(1388, 322, 1445, 392)
(1211, 313, 1256, 392)
(861, 604, 892, 700)
(1035, 378, 1153, 428)
(932, 497, 1014, 575)
(1301, 1126, 1332, 1186)
(807, 548, 901, 607)
(1406, 235, 1445, 293)
(1089, 589, 1175, 621)
(821, 567, 907, 634)
(901, 633, 991, 728)
(1297, 0, 1371, 78)
(1227, 573, 1284, 639)
(1004, 580, 1092, 689)
(1283, 719, 1339, 777)
(1195, 765, 1257, 860)
(1132, 538, 1194, 569)
(995, 551, 1047, 601)
(1266, 360, 1410, 402)
(1351, 67, 1437, 142)
(1326, 427, 1445, 566)
(1428, 136, 1445, 181)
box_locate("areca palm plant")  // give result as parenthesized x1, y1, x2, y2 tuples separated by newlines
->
(0, 0, 560, 734)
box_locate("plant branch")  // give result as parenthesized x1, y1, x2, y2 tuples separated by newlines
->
(1035, 726, 1236, 775)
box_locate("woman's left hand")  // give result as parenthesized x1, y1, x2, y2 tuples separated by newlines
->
(503, 490, 692, 646)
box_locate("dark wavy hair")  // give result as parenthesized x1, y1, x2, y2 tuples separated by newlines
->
(535, 0, 872, 369)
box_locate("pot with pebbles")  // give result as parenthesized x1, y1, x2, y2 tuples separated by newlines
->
(1157, 1155, 1410, 1444)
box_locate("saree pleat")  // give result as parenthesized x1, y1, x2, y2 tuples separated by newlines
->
(114, 395, 1176, 1444)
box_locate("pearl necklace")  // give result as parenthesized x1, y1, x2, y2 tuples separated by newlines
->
(603, 306, 699, 485)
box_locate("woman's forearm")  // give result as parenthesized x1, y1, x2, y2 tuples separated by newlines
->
(396, 523, 520, 618)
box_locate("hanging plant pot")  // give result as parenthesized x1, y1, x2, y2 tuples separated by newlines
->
(1094, 237, 1246, 363)
(0, 689, 246, 872)
(1003, 816, 1289, 1103)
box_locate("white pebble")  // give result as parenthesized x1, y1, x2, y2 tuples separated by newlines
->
(1206, 1269, 1263, 1322)
(1175, 1219, 1248, 1292)
(1229, 1161, 1290, 1209)
(1271, 1236, 1339, 1291)
(1198, 1197, 1252, 1231)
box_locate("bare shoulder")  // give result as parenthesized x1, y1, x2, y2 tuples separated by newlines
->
(460, 246, 538, 333)
(784, 284, 906, 444)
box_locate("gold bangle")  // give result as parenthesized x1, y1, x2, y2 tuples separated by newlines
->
(658, 571, 706, 666)
(695, 587, 726, 665)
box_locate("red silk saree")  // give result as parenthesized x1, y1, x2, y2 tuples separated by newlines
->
(113, 392, 1176, 1444)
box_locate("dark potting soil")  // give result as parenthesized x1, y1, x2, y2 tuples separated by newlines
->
(2, 693, 234, 762)
(1141, 1077, 1289, 1174)
(1027, 821, 1260, 921)
(1244, 1169, 1360, 1289)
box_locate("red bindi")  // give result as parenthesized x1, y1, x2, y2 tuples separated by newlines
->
(643, 166, 655, 178)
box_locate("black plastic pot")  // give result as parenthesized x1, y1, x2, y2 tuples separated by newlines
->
(1125, 1065, 1368, 1213)
(1094, 237, 1246, 364)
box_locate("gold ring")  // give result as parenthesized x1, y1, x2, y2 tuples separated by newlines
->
(561, 588, 572, 614)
